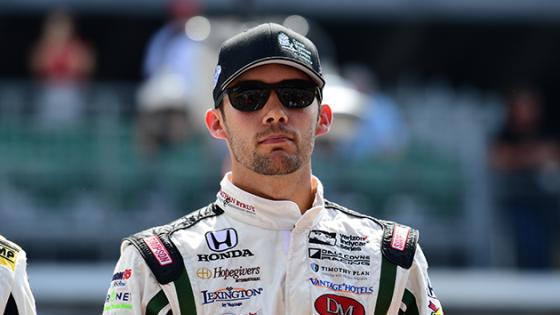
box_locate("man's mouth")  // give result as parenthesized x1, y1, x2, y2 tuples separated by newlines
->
(258, 133, 294, 145)
(259, 135, 292, 144)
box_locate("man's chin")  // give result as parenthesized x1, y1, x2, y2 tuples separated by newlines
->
(251, 155, 301, 176)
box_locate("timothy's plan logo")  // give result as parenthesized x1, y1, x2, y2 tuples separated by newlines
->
(206, 228, 238, 252)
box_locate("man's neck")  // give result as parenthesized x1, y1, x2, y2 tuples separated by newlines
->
(229, 165, 316, 214)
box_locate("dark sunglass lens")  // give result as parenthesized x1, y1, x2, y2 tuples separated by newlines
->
(229, 88, 269, 111)
(277, 87, 316, 108)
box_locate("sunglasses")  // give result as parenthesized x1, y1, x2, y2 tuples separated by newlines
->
(218, 79, 321, 112)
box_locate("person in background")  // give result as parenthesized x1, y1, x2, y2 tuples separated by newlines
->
(29, 9, 95, 126)
(490, 87, 560, 269)
(0, 235, 36, 315)
(341, 64, 409, 160)
(136, 72, 194, 160)
(142, 0, 216, 130)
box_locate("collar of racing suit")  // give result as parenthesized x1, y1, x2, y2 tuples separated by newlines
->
(216, 172, 325, 230)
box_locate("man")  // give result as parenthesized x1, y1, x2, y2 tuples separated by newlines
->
(0, 235, 37, 315)
(103, 23, 443, 315)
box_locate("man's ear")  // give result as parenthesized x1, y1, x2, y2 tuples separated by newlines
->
(315, 104, 333, 137)
(205, 108, 227, 140)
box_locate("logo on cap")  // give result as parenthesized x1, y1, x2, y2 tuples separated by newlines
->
(277, 32, 313, 66)
(213, 65, 222, 88)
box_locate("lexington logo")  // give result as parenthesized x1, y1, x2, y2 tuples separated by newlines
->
(201, 286, 263, 305)
(206, 228, 238, 252)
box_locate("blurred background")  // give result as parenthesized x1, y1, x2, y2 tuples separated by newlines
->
(1, 0, 559, 314)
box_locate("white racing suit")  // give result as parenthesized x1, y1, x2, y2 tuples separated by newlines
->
(0, 236, 37, 315)
(103, 174, 443, 315)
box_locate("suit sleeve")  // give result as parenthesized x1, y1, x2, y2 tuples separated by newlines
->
(102, 243, 171, 315)
(9, 250, 37, 315)
(400, 245, 444, 315)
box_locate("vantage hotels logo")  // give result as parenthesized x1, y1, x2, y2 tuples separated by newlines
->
(308, 278, 374, 295)
(198, 228, 254, 261)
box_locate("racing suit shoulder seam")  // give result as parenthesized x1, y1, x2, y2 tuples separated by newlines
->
(124, 203, 224, 285)
(379, 220, 419, 269)
(324, 199, 419, 269)
(324, 199, 385, 228)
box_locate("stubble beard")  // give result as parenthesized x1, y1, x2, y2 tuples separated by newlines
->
(226, 124, 316, 176)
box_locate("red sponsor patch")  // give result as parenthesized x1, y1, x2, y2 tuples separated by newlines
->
(314, 294, 365, 315)
(143, 235, 173, 266)
(219, 190, 256, 214)
(390, 225, 410, 251)
(123, 268, 132, 280)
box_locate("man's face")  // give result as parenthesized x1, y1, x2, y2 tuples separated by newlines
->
(219, 64, 322, 176)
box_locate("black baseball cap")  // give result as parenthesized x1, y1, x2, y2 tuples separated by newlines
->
(212, 23, 325, 107)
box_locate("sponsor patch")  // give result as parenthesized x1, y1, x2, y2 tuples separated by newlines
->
(111, 268, 132, 287)
(391, 225, 410, 251)
(309, 230, 337, 246)
(311, 263, 320, 272)
(213, 65, 222, 88)
(309, 263, 369, 280)
(112, 269, 132, 281)
(197, 267, 213, 279)
(104, 290, 133, 312)
(196, 265, 261, 282)
(197, 249, 254, 262)
(206, 228, 239, 252)
(0, 243, 18, 271)
(277, 32, 313, 66)
(309, 278, 374, 295)
(314, 294, 365, 315)
(201, 286, 263, 305)
(143, 235, 173, 266)
(309, 248, 370, 266)
(309, 230, 369, 251)
(106, 290, 132, 303)
(429, 300, 444, 315)
(219, 191, 256, 215)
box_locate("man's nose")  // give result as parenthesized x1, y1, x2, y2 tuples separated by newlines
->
(262, 90, 288, 125)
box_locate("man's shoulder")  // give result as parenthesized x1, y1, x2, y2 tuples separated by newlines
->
(324, 199, 384, 227)
(119, 203, 224, 284)
(324, 199, 417, 230)
(324, 199, 419, 269)
(128, 203, 224, 240)
(0, 235, 22, 272)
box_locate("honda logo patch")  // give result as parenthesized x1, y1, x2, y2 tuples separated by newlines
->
(205, 228, 238, 252)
